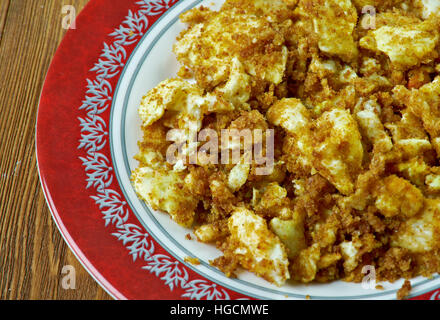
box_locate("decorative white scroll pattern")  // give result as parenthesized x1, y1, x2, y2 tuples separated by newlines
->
(430, 290, 440, 300)
(77, 0, 231, 300)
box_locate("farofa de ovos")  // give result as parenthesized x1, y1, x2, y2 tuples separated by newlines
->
(132, 0, 440, 293)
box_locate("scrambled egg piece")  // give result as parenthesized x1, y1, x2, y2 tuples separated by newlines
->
(268, 99, 363, 194)
(385, 106, 433, 158)
(426, 172, 440, 192)
(267, 98, 312, 135)
(194, 221, 229, 243)
(290, 244, 321, 282)
(267, 98, 314, 173)
(174, 4, 288, 89)
(313, 109, 364, 195)
(392, 199, 440, 252)
(296, 0, 359, 61)
(139, 78, 233, 128)
(227, 154, 251, 192)
(228, 207, 290, 286)
(414, 0, 440, 19)
(360, 17, 439, 68)
(216, 57, 252, 109)
(132, 167, 198, 227)
(397, 157, 430, 187)
(270, 215, 306, 259)
(355, 99, 393, 153)
(374, 175, 424, 218)
(340, 239, 362, 273)
(405, 77, 440, 153)
(254, 183, 294, 220)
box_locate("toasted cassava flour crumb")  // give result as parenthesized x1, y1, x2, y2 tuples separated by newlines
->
(397, 280, 412, 300)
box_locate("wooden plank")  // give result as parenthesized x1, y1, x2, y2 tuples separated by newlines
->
(0, 0, 112, 300)
(0, 0, 10, 45)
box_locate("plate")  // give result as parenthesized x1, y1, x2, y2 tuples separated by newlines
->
(36, 0, 440, 300)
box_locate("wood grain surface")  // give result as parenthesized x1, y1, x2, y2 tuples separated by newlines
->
(0, 0, 112, 300)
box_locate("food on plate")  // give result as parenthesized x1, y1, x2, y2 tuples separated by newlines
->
(132, 0, 440, 296)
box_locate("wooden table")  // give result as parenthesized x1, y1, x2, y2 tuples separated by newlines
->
(0, 0, 112, 300)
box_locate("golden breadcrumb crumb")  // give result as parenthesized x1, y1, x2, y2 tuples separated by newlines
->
(184, 256, 201, 266)
(397, 280, 412, 300)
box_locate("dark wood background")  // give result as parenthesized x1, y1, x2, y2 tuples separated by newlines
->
(0, 0, 112, 300)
